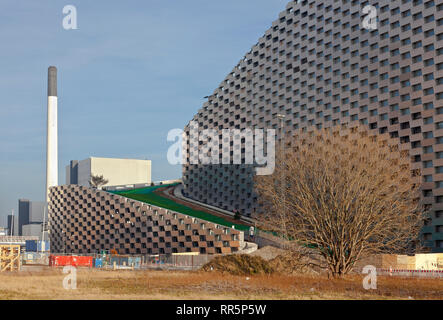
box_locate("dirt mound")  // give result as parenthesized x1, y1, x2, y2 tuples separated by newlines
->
(201, 254, 274, 275)
(269, 254, 325, 275)
(268, 254, 303, 274)
(249, 246, 287, 261)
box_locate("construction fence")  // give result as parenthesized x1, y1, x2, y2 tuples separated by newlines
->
(22, 252, 50, 265)
(377, 268, 443, 279)
(145, 254, 214, 270)
(19, 252, 217, 270)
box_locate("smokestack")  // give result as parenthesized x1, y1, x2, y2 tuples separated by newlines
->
(46, 66, 58, 202)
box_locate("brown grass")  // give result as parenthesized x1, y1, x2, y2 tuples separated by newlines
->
(201, 254, 274, 275)
(0, 267, 441, 300)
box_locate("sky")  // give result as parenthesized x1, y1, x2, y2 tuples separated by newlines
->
(0, 0, 289, 225)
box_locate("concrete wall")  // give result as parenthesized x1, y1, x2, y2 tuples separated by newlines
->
(68, 157, 151, 188)
(354, 253, 443, 271)
(416, 253, 443, 270)
(90, 157, 151, 187)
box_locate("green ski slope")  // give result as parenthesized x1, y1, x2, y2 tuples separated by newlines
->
(108, 184, 250, 232)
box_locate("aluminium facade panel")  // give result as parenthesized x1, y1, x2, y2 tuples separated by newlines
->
(183, 0, 443, 252)
(48, 185, 242, 255)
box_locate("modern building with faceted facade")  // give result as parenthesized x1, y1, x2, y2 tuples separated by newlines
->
(48, 185, 242, 255)
(183, 0, 443, 252)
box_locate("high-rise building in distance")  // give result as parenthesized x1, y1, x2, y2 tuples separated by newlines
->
(18, 199, 46, 236)
(183, 0, 443, 252)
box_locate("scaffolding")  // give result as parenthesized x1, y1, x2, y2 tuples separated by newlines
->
(0, 244, 21, 272)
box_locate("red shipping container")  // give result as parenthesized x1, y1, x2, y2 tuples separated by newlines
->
(49, 255, 93, 267)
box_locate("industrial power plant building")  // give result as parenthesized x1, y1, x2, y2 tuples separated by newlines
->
(182, 0, 443, 252)
(66, 157, 152, 188)
(48, 185, 242, 255)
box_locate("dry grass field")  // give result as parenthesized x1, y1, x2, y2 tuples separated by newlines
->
(0, 267, 441, 300)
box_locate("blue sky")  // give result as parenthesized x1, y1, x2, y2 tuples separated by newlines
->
(0, 0, 289, 224)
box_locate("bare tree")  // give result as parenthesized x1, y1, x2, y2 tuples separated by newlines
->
(89, 174, 109, 189)
(255, 127, 425, 278)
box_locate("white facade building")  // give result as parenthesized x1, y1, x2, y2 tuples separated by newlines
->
(66, 157, 152, 188)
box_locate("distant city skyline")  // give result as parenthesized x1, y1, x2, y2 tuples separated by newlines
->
(0, 0, 289, 224)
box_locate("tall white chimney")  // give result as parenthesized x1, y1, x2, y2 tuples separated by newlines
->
(46, 66, 58, 202)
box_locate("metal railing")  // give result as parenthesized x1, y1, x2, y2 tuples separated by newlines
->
(143, 254, 215, 270)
